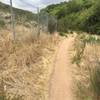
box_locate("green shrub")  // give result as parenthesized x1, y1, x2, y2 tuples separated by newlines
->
(59, 32, 67, 37)
(0, 20, 5, 28)
(0, 95, 5, 100)
(48, 16, 57, 34)
(90, 65, 100, 100)
(73, 34, 100, 100)
(72, 34, 86, 66)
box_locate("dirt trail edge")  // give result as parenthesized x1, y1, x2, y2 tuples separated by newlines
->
(49, 35, 75, 100)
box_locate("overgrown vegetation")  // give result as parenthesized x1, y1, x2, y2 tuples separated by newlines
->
(0, 31, 60, 100)
(42, 0, 100, 34)
(0, 2, 37, 28)
(73, 34, 100, 100)
(48, 16, 57, 34)
(0, 19, 5, 28)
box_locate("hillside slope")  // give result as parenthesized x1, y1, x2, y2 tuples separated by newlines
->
(0, 2, 37, 28)
(42, 0, 100, 34)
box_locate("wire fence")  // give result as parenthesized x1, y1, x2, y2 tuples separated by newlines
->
(0, 1, 58, 40)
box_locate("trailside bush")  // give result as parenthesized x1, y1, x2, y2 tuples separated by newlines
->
(48, 16, 57, 34)
(0, 20, 5, 28)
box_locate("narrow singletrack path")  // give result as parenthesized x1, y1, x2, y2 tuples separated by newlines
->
(49, 36, 75, 100)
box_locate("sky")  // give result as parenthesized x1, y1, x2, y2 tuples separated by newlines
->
(0, 0, 66, 13)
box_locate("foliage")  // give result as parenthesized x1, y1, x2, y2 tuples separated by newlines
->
(73, 34, 100, 100)
(0, 19, 5, 28)
(43, 0, 100, 34)
(73, 34, 100, 65)
(48, 16, 57, 34)
(72, 34, 86, 66)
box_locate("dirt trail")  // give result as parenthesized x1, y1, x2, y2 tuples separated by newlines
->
(49, 35, 75, 100)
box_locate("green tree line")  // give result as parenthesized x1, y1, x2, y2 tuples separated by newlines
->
(42, 0, 100, 34)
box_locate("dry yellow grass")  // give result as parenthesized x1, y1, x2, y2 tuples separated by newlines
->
(0, 30, 61, 100)
(73, 34, 100, 100)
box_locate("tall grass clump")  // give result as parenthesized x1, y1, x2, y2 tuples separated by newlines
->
(0, 31, 60, 100)
(72, 34, 86, 66)
(73, 33, 100, 100)
(0, 19, 5, 28)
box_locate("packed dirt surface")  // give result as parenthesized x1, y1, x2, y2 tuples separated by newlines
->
(49, 35, 75, 100)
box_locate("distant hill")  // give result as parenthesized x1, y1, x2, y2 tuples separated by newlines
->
(0, 2, 37, 28)
(42, 0, 100, 34)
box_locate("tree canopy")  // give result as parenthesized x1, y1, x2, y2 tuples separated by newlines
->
(42, 0, 100, 34)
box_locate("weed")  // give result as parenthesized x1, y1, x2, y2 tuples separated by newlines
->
(0, 20, 5, 28)
(73, 34, 100, 100)
(0, 32, 60, 100)
(72, 34, 86, 66)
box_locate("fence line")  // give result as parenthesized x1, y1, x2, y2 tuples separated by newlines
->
(10, 0, 16, 40)
(1, 0, 58, 40)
